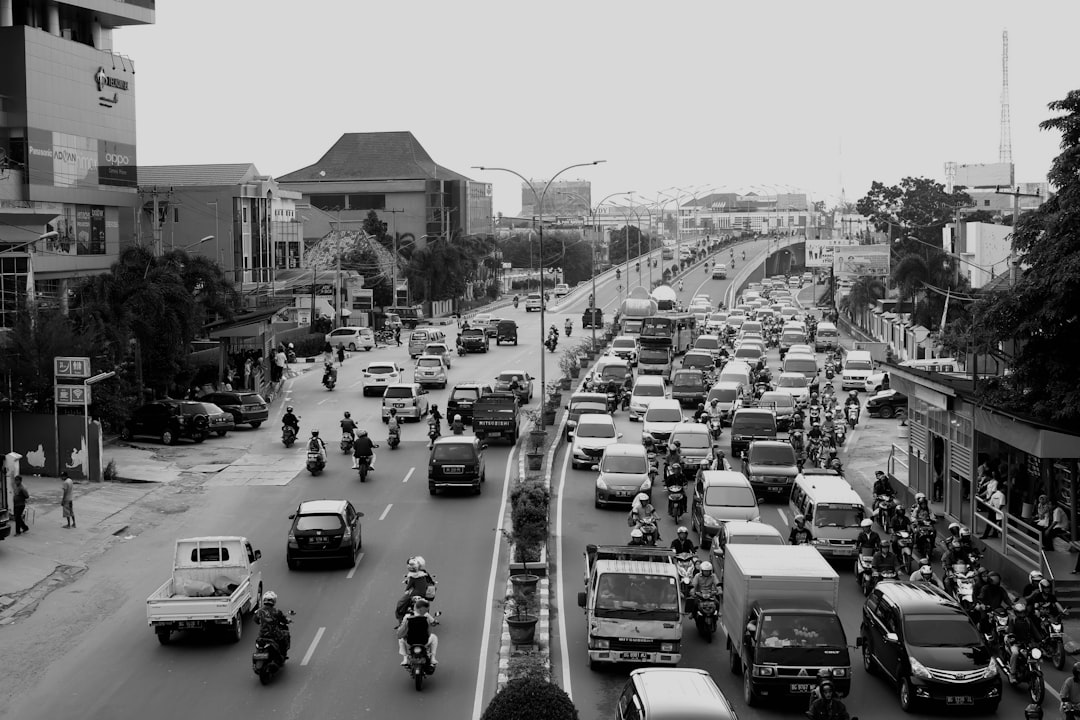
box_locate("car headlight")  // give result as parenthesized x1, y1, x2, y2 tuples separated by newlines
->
(594, 639, 609, 649)
(703, 515, 721, 528)
(595, 476, 609, 490)
(752, 665, 775, 676)
(979, 662, 998, 680)
(660, 642, 675, 653)
(908, 656, 932, 680)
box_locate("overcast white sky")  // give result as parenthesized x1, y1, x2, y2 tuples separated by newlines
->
(115, 0, 1078, 215)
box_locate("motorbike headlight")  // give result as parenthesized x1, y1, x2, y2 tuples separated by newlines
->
(908, 656, 932, 680)
(1030, 647, 1043, 660)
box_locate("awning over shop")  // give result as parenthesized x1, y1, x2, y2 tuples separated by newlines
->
(975, 406, 1080, 459)
(205, 306, 288, 340)
(890, 368, 954, 410)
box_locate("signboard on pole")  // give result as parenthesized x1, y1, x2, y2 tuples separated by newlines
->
(805, 239, 844, 268)
(832, 243, 891, 280)
(54, 356, 91, 379)
(55, 384, 89, 406)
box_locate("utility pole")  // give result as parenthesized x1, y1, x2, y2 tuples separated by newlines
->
(994, 185, 1041, 285)
(383, 208, 405, 308)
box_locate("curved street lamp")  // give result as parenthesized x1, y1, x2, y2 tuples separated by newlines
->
(473, 161, 606, 414)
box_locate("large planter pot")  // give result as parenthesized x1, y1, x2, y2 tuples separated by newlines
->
(509, 542, 548, 576)
(510, 573, 540, 603)
(549, 392, 563, 407)
(569, 366, 581, 379)
(543, 408, 557, 426)
(559, 377, 571, 390)
(528, 429, 547, 449)
(526, 452, 543, 471)
(507, 615, 538, 646)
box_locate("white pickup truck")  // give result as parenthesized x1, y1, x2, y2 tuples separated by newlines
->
(146, 536, 263, 645)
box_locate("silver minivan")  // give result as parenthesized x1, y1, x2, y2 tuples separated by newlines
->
(616, 668, 738, 720)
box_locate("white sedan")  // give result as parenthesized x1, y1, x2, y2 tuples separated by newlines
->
(362, 361, 404, 396)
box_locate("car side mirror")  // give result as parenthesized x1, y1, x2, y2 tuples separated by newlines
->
(288, 514, 295, 520)
(884, 632, 899, 644)
(590, 464, 599, 471)
(617, 433, 623, 438)
(577, 591, 587, 608)
(254, 549, 262, 560)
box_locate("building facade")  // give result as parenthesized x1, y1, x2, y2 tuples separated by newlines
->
(135, 164, 303, 302)
(682, 192, 817, 237)
(0, 0, 154, 323)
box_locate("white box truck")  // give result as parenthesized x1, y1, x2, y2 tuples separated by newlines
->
(721, 544, 851, 706)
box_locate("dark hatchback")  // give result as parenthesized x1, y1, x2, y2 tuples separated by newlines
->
(867, 389, 909, 419)
(199, 391, 268, 429)
(859, 581, 1001, 713)
(447, 382, 494, 424)
(286, 499, 363, 569)
(670, 369, 707, 407)
(495, 320, 519, 345)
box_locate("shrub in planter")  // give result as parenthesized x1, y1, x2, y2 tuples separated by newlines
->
(509, 480, 549, 564)
(481, 678, 579, 720)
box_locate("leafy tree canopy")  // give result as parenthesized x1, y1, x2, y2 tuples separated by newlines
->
(969, 89, 1080, 423)
(856, 176, 972, 247)
(404, 232, 495, 303)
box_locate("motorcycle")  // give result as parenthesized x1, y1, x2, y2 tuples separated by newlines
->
(456, 344, 467, 357)
(856, 552, 875, 595)
(846, 404, 859, 429)
(605, 388, 619, 414)
(913, 519, 936, 560)
(666, 482, 687, 522)
(694, 591, 720, 642)
(946, 564, 977, 611)
(564, 323, 572, 337)
(405, 643, 436, 691)
(872, 494, 897, 528)
(637, 518, 659, 547)
(544, 336, 558, 353)
(322, 367, 337, 391)
(807, 439, 822, 468)
(833, 422, 847, 447)
(388, 428, 401, 450)
(675, 552, 699, 599)
(252, 611, 292, 686)
(892, 530, 915, 574)
(708, 417, 723, 441)
(1037, 608, 1067, 670)
(282, 424, 298, 448)
(285, 347, 297, 364)
(995, 639, 1045, 705)
(513, 298, 520, 309)
(620, 389, 630, 411)
(789, 429, 805, 456)
(306, 449, 325, 475)
(1065, 703, 1080, 720)
(340, 433, 354, 454)
(357, 451, 377, 482)
(427, 421, 441, 448)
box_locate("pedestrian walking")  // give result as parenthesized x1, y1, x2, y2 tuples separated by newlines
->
(981, 486, 1005, 539)
(394, 327, 402, 347)
(336, 344, 346, 365)
(13, 475, 29, 535)
(61, 471, 75, 529)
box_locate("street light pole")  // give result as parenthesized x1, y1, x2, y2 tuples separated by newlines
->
(474, 161, 605, 417)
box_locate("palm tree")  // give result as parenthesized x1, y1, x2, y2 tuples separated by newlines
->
(840, 276, 886, 324)
(891, 254, 930, 323)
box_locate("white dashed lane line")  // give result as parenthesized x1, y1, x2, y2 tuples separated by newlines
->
(346, 552, 364, 579)
(379, 504, 392, 521)
(301, 627, 325, 666)
(403, 467, 415, 483)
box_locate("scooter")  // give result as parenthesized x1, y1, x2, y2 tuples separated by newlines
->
(282, 424, 298, 448)
(637, 518, 659, 547)
(675, 552, 699, 599)
(252, 635, 287, 685)
(1037, 607, 1067, 670)
(341, 433, 354, 454)
(856, 552, 874, 595)
(322, 367, 337, 391)
(388, 428, 401, 450)
(457, 344, 467, 357)
(405, 643, 436, 691)
(427, 420, 441, 448)
(605, 388, 619, 414)
(545, 336, 558, 353)
(872, 494, 897, 528)
(946, 564, 977, 611)
(693, 590, 720, 642)
(833, 422, 847, 446)
(666, 482, 687, 522)
(306, 449, 325, 475)
(867, 566, 898, 596)
(708, 417, 723, 441)
(892, 530, 915, 574)
(357, 451, 377, 482)
(846, 404, 860, 429)
(913, 519, 936, 560)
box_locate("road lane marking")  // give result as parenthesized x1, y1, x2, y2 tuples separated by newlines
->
(1048, 683, 1061, 701)
(472, 437, 519, 719)
(317, 398, 338, 405)
(403, 467, 414, 483)
(346, 552, 364, 579)
(555, 438, 574, 697)
(349, 379, 364, 388)
(379, 504, 392, 521)
(777, 508, 790, 526)
(300, 627, 325, 666)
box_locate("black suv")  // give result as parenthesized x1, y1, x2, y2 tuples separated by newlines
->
(495, 319, 518, 345)
(199, 391, 268, 429)
(428, 437, 486, 496)
(286, 499, 363, 569)
(122, 400, 211, 445)
(446, 382, 494, 424)
(859, 581, 1001, 713)
(460, 327, 490, 353)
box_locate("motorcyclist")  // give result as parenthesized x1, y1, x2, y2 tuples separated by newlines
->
(844, 389, 860, 411)
(888, 503, 912, 535)
(635, 503, 661, 542)
(909, 558, 942, 586)
(689, 561, 719, 615)
(806, 678, 850, 720)
(307, 430, 327, 465)
(397, 597, 438, 666)
(1026, 578, 1066, 619)
(671, 526, 696, 554)
(1022, 570, 1045, 600)
(396, 556, 436, 622)
(512, 294, 520, 308)
(564, 318, 572, 336)
(855, 518, 882, 555)
(387, 408, 401, 442)
(789, 515, 813, 545)
(628, 528, 647, 546)
(977, 571, 1011, 617)
(1006, 600, 1040, 678)
(707, 398, 724, 423)
(872, 541, 901, 575)
(665, 440, 683, 473)
(910, 492, 933, 523)
(322, 360, 337, 386)
(450, 414, 465, 435)
(1060, 662, 1080, 720)
(282, 406, 300, 439)
(254, 590, 291, 659)
(692, 402, 710, 425)
(340, 411, 358, 439)
(678, 280, 684, 292)
(352, 428, 376, 471)
(429, 404, 443, 433)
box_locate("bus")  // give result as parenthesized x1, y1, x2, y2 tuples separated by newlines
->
(639, 313, 696, 355)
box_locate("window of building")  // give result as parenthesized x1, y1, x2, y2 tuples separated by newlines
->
(0, 256, 30, 329)
(310, 195, 346, 211)
(348, 194, 385, 211)
(984, 199, 991, 206)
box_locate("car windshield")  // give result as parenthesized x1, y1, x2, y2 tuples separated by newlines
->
(904, 615, 983, 647)
(672, 431, 709, 449)
(639, 349, 668, 363)
(601, 456, 647, 474)
(684, 355, 711, 368)
(571, 401, 608, 414)
(695, 338, 719, 350)
(645, 407, 683, 423)
(577, 423, 616, 439)
(759, 394, 793, 410)
(751, 446, 796, 465)
(295, 513, 344, 532)
(594, 574, 680, 620)
(417, 358, 441, 367)
(705, 485, 757, 507)
(367, 365, 397, 375)
(814, 503, 865, 528)
(432, 445, 476, 461)
(451, 388, 478, 401)
(778, 375, 808, 388)
(846, 360, 873, 371)
(600, 366, 630, 381)
(612, 340, 635, 351)
(384, 387, 414, 399)
(634, 384, 664, 397)
(758, 614, 847, 648)
(673, 375, 703, 391)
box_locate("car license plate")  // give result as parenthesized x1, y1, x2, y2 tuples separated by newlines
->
(310, 537, 328, 544)
(791, 683, 813, 693)
(947, 697, 973, 705)
(252, 652, 269, 660)
(444, 466, 464, 474)
(617, 491, 631, 497)
(767, 486, 784, 492)
(831, 546, 854, 555)
(395, 403, 405, 408)
(180, 620, 202, 628)
(618, 652, 650, 662)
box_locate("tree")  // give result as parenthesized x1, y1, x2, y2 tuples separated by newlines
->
(481, 678, 579, 720)
(0, 308, 100, 411)
(403, 232, 494, 303)
(856, 177, 972, 247)
(967, 89, 1080, 423)
(839, 276, 885, 320)
(362, 210, 397, 257)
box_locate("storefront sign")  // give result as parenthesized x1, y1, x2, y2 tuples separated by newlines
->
(55, 356, 91, 379)
(95, 67, 130, 93)
(27, 129, 137, 190)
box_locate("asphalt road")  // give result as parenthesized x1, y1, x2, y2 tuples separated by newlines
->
(551, 245, 1067, 719)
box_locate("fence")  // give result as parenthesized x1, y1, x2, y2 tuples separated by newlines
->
(974, 495, 1042, 570)
(888, 443, 910, 489)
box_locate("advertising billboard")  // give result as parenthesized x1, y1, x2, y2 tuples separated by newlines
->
(805, 238, 845, 268)
(27, 129, 137, 190)
(832, 244, 891, 280)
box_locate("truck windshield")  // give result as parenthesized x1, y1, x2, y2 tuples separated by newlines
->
(595, 574, 680, 619)
(814, 503, 865, 528)
(759, 614, 846, 648)
(845, 360, 873, 371)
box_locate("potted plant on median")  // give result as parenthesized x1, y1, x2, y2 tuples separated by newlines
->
(560, 349, 581, 380)
(481, 678, 579, 720)
(525, 410, 546, 470)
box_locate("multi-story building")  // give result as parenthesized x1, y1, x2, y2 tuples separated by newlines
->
(944, 162, 1048, 218)
(134, 164, 304, 300)
(682, 192, 815, 236)
(0, 0, 154, 323)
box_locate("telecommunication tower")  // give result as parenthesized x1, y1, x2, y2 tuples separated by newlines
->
(999, 30, 1012, 164)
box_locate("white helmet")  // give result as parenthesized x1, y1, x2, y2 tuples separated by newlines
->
(920, 565, 933, 577)
(454, 415, 462, 421)
(630, 529, 644, 539)
(1029, 570, 1043, 584)
(677, 526, 689, 535)
(860, 519, 872, 529)
(700, 561, 713, 573)
(262, 591, 277, 605)
(412, 555, 427, 570)
(635, 492, 650, 504)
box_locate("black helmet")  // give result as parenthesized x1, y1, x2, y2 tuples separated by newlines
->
(343, 411, 351, 418)
(1024, 704, 1044, 719)
(1074, 660, 1080, 678)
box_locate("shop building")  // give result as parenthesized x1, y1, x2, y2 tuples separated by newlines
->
(0, 0, 153, 323)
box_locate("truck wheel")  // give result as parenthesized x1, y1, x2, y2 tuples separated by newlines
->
(742, 669, 758, 706)
(156, 628, 172, 645)
(728, 641, 742, 674)
(229, 614, 243, 643)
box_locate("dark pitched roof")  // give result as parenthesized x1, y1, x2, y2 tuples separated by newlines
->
(137, 164, 261, 187)
(277, 132, 472, 183)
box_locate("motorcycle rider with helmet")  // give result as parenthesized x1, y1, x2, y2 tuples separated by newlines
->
(1022, 570, 1045, 599)
(254, 591, 291, 659)
(671, 526, 696, 554)
(806, 677, 850, 720)
(975, 571, 1011, 632)
(395, 556, 436, 622)
(911, 492, 933, 523)
(450, 414, 465, 435)
(688, 561, 719, 616)
(789, 515, 813, 545)
(352, 428, 377, 471)
(888, 502, 912, 535)
(397, 597, 438, 666)
(282, 406, 300, 440)
(564, 318, 573, 336)
(873, 469, 895, 499)
(872, 539, 902, 577)
(1026, 578, 1067, 619)
(387, 408, 401, 443)
(628, 528, 647, 546)
(909, 558, 942, 586)
(1006, 600, 1041, 679)
(1060, 662, 1080, 720)
(307, 430, 327, 465)
(855, 518, 882, 555)
(340, 410, 358, 438)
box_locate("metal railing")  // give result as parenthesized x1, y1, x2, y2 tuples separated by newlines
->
(974, 496, 1042, 570)
(887, 443, 910, 489)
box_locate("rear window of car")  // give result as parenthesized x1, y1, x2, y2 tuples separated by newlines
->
(645, 407, 683, 423)
(634, 383, 665, 397)
(708, 388, 739, 403)
(498, 373, 525, 383)
(463, 329, 485, 336)
(433, 444, 476, 462)
(695, 337, 719, 350)
(733, 417, 776, 434)
(418, 358, 442, 367)
(451, 387, 479, 401)
(612, 339, 635, 350)
(384, 387, 415, 399)
(367, 365, 397, 375)
(570, 401, 607, 414)
(672, 374, 704, 390)
(410, 331, 429, 341)
(601, 455, 647, 474)
(784, 358, 817, 373)
(235, 394, 264, 404)
(296, 513, 344, 532)
(750, 445, 796, 465)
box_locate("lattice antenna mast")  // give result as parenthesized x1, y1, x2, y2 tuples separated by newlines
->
(999, 29, 1012, 164)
